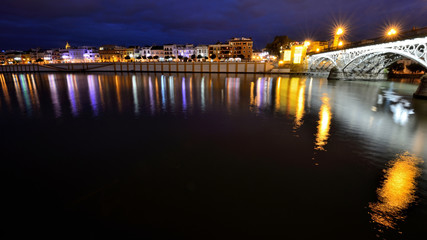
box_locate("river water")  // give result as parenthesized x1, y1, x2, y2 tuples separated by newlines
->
(0, 73, 426, 239)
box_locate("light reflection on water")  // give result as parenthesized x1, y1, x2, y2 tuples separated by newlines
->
(0, 73, 425, 157)
(0, 72, 427, 237)
(315, 95, 332, 151)
(369, 152, 423, 229)
(0, 74, 11, 109)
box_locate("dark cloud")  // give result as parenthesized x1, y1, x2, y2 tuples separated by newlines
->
(0, 0, 426, 50)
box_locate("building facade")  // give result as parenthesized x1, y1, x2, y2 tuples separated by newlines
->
(99, 45, 126, 62)
(208, 43, 230, 60)
(151, 46, 165, 59)
(164, 44, 177, 58)
(195, 45, 209, 58)
(229, 37, 253, 60)
(177, 44, 194, 58)
(5, 51, 23, 64)
(0, 51, 5, 64)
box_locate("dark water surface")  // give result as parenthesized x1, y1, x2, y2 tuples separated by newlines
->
(1, 73, 426, 239)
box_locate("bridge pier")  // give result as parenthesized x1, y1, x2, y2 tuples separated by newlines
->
(327, 67, 388, 81)
(413, 74, 427, 99)
(327, 67, 345, 80)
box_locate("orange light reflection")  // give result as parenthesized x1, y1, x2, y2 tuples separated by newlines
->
(315, 95, 332, 150)
(369, 152, 422, 229)
(294, 80, 306, 130)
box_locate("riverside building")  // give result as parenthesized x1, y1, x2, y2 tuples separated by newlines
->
(99, 45, 126, 62)
(150, 46, 165, 59)
(229, 37, 253, 60)
(209, 37, 253, 61)
(195, 45, 209, 58)
(140, 46, 152, 58)
(208, 42, 231, 61)
(0, 51, 5, 64)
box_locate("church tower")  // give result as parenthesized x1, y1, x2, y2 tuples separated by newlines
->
(65, 42, 71, 49)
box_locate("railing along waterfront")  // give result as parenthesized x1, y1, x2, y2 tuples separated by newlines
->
(0, 61, 274, 73)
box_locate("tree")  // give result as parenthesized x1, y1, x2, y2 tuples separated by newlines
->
(35, 58, 43, 63)
(265, 35, 293, 57)
(237, 54, 245, 60)
(183, 57, 189, 62)
(191, 54, 196, 60)
(406, 63, 426, 73)
(178, 55, 183, 61)
(153, 56, 159, 60)
(124, 56, 131, 60)
(387, 62, 404, 73)
(142, 56, 147, 59)
(210, 54, 216, 60)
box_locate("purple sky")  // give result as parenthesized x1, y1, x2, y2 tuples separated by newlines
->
(1, 0, 426, 50)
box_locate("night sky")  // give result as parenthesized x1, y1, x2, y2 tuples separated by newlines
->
(1, 0, 426, 50)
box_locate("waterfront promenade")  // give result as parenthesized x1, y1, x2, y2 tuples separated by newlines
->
(0, 61, 274, 74)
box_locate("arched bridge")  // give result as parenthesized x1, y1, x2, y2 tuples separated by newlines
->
(308, 35, 427, 81)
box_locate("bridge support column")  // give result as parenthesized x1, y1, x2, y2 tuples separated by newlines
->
(327, 67, 388, 81)
(413, 74, 427, 99)
(327, 67, 346, 80)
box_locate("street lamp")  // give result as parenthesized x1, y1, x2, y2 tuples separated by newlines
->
(333, 27, 345, 48)
(387, 28, 397, 36)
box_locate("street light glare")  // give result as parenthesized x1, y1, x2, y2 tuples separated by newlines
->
(387, 28, 397, 36)
(336, 28, 344, 35)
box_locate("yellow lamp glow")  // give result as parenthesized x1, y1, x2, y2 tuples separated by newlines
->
(336, 28, 344, 36)
(304, 41, 311, 47)
(338, 41, 343, 47)
(387, 28, 397, 36)
(369, 152, 422, 229)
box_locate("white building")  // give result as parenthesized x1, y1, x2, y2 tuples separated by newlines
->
(164, 44, 178, 58)
(140, 46, 152, 57)
(177, 44, 195, 58)
(61, 46, 99, 63)
(195, 45, 209, 58)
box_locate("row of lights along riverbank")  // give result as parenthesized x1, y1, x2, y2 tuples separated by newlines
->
(279, 26, 399, 66)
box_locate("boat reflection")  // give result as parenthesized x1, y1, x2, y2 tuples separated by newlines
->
(369, 152, 422, 229)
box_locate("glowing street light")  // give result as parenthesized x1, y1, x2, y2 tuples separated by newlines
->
(333, 26, 345, 48)
(387, 28, 397, 36)
(304, 41, 311, 47)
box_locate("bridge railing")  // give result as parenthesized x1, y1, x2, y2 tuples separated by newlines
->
(309, 26, 427, 55)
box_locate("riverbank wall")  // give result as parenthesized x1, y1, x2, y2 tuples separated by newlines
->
(0, 62, 274, 74)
